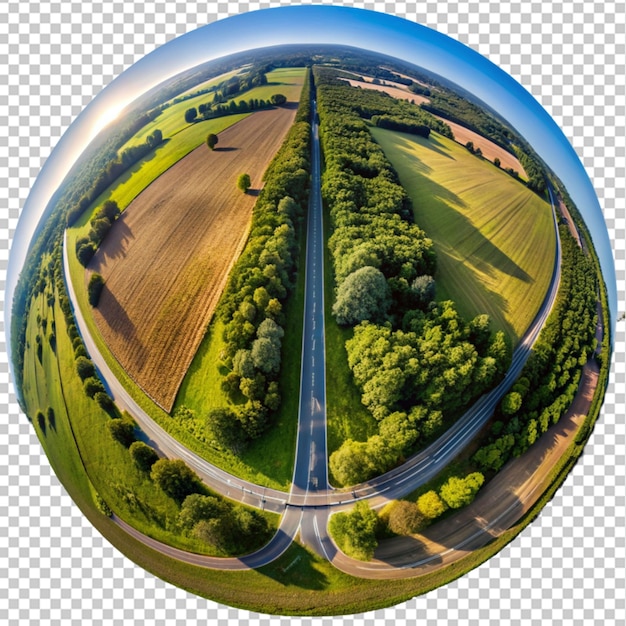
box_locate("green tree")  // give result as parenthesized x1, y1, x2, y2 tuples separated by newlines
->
(332, 266, 390, 326)
(129, 441, 159, 472)
(270, 93, 287, 105)
(83, 376, 105, 398)
(206, 133, 218, 150)
(87, 273, 105, 306)
(329, 501, 379, 561)
(417, 490, 447, 519)
(205, 407, 247, 452)
(184, 107, 197, 123)
(439, 472, 485, 509)
(107, 418, 136, 448)
(150, 459, 201, 504)
(502, 391, 523, 416)
(494, 157, 501, 168)
(179, 494, 229, 531)
(250, 336, 281, 375)
(75, 356, 95, 381)
(237, 173, 251, 193)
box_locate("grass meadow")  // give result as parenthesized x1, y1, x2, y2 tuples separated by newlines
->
(22, 272, 278, 557)
(371, 127, 557, 344)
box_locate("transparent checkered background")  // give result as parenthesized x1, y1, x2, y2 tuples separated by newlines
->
(1, 1, 624, 624)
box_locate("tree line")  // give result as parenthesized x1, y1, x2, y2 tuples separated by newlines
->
(66, 130, 163, 227)
(184, 93, 287, 124)
(329, 470, 485, 561)
(473, 226, 598, 473)
(201, 68, 313, 451)
(314, 68, 510, 486)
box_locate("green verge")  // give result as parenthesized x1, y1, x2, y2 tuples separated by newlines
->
(322, 199, 378, 456)
(371, 127, 556, 345)
(23, 270, 278, 557)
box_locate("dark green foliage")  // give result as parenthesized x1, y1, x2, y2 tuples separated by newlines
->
(205, 407, 247, 453)
(180, 493, 271, 554)
(107, 418, 136, 448)
(75, 356, 96, 381)
(237, 173, 251, 193)
(76, 242, 96, 266)
(87, 273, 105, 306)
(329, 501, 379, 561)
(83, 376, 105, 398)
(371, 115, 431, 138)
(270, 93, 287, 105)
(150, 458, 201, 504)
(129, 441, 160, 472)
(332, 266, 390, 326)
(179, 494, 230, 531)
(206, 133, 218, 150)
(184, 107, 198, 123)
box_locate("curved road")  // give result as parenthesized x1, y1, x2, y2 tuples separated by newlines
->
(62, 97, 563, 574)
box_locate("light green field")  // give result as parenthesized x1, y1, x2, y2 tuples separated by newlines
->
(121, 67, 307, 152)
(371, 127, 557, 343)
(22, 275, 278, 556)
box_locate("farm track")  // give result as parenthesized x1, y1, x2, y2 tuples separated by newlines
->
(90, 106, 298, 411)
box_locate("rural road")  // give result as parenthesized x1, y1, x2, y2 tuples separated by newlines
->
(62, 97, 565, 575)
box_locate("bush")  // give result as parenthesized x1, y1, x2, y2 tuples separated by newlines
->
(87, 273, 105, 306)
(75, 356, 96, 380)
(332, 266, 390, 326)
(107, 418, 136, 448)
(237, 173, 251, 193)
(417, 490, 447, 519)
(129, 441, 159, 472)
(83, 376, 105, 398)
(150, 458, 201, 504)
(329, 501, 379, 561)
(387, 500, 424, 535)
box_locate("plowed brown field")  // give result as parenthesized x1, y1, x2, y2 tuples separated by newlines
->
(89, 106, 299, 411)
(433, 117, 528, 177)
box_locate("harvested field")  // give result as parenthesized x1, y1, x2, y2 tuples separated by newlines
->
(434, 117, 528, 178)
(345, 78, 430, 105)
(89, 105, 299, 411)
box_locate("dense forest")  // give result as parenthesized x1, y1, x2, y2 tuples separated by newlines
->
(314, 67, 511, 486)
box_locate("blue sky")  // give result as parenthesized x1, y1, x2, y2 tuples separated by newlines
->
(6, 5, 617, 337)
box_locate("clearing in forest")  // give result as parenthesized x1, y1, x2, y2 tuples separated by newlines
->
(372, 127, 556, 344)
(89, 105, 301, 411)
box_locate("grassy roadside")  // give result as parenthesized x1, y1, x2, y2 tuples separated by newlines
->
(23, 276, 278, 557)
(322, 200, 378, 458)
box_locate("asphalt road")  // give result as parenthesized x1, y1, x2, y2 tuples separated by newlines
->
(61, 99, 564, 574)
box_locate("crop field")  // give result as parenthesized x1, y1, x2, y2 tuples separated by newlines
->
(433, 117, 528, 177)
(344, 78, 430, 105)
(371, 127, 556, 343)
(89, 105, 301, 411)
(121, 67, 306, 152)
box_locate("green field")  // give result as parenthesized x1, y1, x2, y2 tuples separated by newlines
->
(120, 67, 307, 152)
(371, 127, 557, 344)
(22, 271, 278, 556)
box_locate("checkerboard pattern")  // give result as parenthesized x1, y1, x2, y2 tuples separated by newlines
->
(1, 1, 624, 623)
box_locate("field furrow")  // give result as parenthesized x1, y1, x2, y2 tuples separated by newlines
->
(89, 105, 300, 410)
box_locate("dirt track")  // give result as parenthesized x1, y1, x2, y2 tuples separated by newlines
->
(89, 106, 298, 411)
